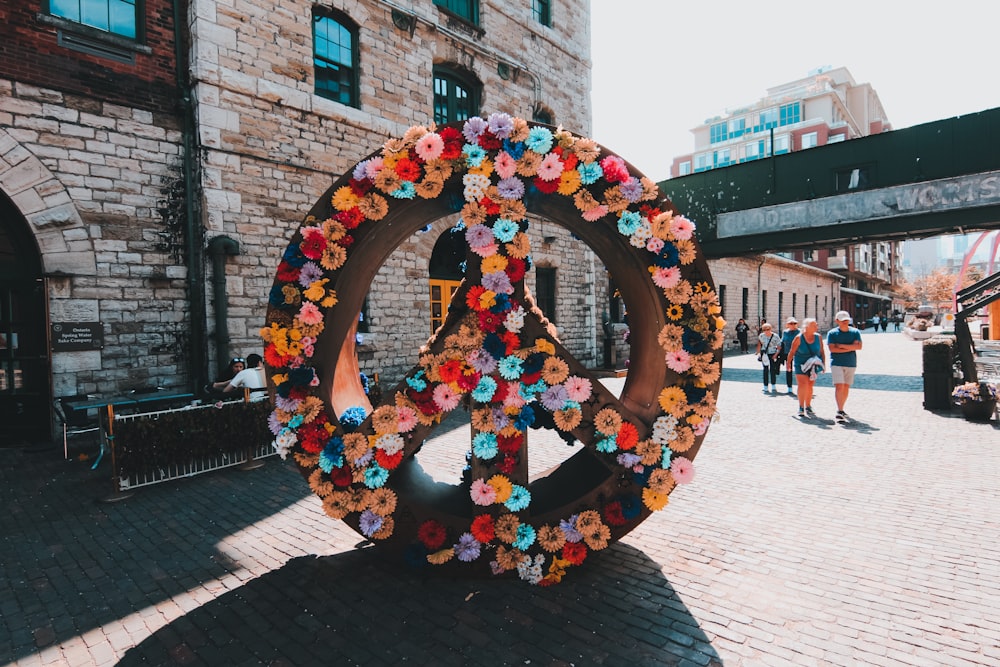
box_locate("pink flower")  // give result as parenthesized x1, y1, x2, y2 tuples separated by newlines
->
(536, 153, 564, 181)
(564, 376, 593, 402)
(433, 383, 461, 412)
(396, 406, 418, 432)
(651, 266, 681, 289)
(582, 205, 608, 222)
(693, 419, 709, 436)
(415, 133, 444, 161)
(599, 155, 629, 183)
(495, 151, 517, 179)
(665, 349, 691, 373)
(503, 389, 526, 410)
(670, 215, 695, 240)
(297, 302, 323, 325)
(671, 456, 695, 484)
(466, 224, 494, 248)
(472, 243, 498, 258)
(470, 478, 497, 506)
(646, 237, 664, 254)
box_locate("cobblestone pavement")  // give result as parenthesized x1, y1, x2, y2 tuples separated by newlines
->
(2, 332, 999, 666)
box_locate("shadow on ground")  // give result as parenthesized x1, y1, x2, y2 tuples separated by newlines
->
(117, 543, 722, 667)
(722, 367, 923, 392)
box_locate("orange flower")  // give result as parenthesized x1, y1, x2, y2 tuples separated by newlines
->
(494, 513, 520, 543)
(536, 525, 566, 553)
(594, 408, 623, 436)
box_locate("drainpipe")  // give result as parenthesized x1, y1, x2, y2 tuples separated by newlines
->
(757, 255, 766, 327)
(172, 0, 207, 392)
(207, 235, 240, 376)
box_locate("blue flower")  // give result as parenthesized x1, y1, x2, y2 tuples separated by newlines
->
(282, 244, 307, 267)
(268, 284, 288, 308)
(504, 485, 531, 512)
(339, 406, 367, 431)
(390, 181, 416, 199)
(617, 210, 642, 236)
(471, 376, 498, 402)
(493, 218, 520, 243)
(522, 353, 545, 374)
(682, 329, 708, 353)
(289, 367, 316, 387)
(406, 371, 427, 391)
(403, 543, 428, 568)
(513, 404, 535, 430)
(482, 333, 507, 360)
(498, 355, 524, 380)
(489, 293, 511, 313)
(525, 127, 554, 154)
(683, 384, 707, 404)
(619, 494, 642, 520)
(319, 437, 344, 472)
(364, 464, 389, 489)
(455, 533, 481, 561)
(577, 162, 603, 185)
(463, 143, 486, 167)
(512, 523, 536, 550)
(653, 242, 680, 268)
(503, 139, 526, 160)
(472, 432, 499, 460)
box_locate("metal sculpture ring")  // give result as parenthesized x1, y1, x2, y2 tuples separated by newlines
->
(263, 115, 724, 585)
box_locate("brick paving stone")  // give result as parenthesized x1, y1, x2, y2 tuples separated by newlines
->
(3, 333, 1000, 665)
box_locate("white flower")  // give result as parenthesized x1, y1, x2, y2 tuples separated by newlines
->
(273, 429, 297, 459)
(651, 415, 678, 444)
(504, 306, 526, 332)
(376, 433, 404, 455)
(462, 173, 490, 202)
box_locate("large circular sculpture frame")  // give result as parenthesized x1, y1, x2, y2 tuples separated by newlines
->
(263, 115, 724, 585)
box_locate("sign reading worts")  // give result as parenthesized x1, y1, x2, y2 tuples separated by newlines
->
(51, 322, 103, 351)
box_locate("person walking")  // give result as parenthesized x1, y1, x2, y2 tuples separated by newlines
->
(756, 322, 781, 393)
(870, 313, 880, 332)
(735, 318, 750, 353)
(779, 317, 800, 395)
(827, 310, 864, 424)
(785, 317, 825, 419)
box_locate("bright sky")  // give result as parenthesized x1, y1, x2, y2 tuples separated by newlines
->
(590, 0, 998, 182)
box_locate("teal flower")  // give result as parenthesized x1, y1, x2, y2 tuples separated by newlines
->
(577, 162, 603, 185)
(471, 376, 498, 402)
(498, 355, 524, 380)
(391, 181, 416, 199)
(512, 523, 536, 550)
(661, 446, 672, 469)
(406, 372, 427, 391)
(596, 436, 617, 453)
(364, 464, 389, 489)
(493, 218, 519, 243)
(617, 210, 642, 236)
(505, 484, 531, 512)
(525, 127, 553, 154)
(472, 432, 499, 460)
(463, 143, 486, 167)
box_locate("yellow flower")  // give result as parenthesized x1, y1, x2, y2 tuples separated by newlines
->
(468, 158, 494, 178)
(494, 513, 520, 543)
(642, 488, 669, 511)
(557, 170, 581, 195)
(271, 373, 289, 386)
(715, 316, 727, 330)
(281, 284, 301, 306)
(478, 290, 497, 310)
(488, 474, 513, 503)
(427, 548, 455, 565)
(666, 304, 684, 320)
(320, 244, 347, 271)
(594, 408, 623, 436)
(320, 290, 338, 308)
(694, 281, 711, 294)
(322, 218, 346, 242)
(331, 186, 360, 211)
(359, 193, 388, 220)
(535, 338, 556, 355)
(481, 255, 508, 274)
(303, 279, 328, 303)
(658, 386, 687, 413)
(371, 515, 395, 540)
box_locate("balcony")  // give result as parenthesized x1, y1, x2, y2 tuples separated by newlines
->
(827, 256, 847, 270)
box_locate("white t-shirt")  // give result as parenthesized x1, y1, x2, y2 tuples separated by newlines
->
(229, 367, 265, 391)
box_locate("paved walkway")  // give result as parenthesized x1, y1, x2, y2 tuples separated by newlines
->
(2, 332, 999, 666)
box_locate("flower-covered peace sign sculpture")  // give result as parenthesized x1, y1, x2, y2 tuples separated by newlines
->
(263, 115, 724, 585)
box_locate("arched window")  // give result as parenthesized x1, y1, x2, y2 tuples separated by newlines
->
(313, 8, 359, 107)
(428, 227, 467, 333)
(433, 66, 480, 125)
(532, 105, 554, 125)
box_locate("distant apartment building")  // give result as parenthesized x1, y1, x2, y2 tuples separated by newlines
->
(670, 67, 901, 325)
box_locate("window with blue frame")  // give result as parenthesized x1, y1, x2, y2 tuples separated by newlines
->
(713, 148, 731, 168)
(709, 122, 727, 144)
(313, 9, 359, 107)
(532, 0, 551, 26)
(753, 108, 778, 133)
(434, 0, 479, 24)
(779, 102, 800, 126)
(49, 0, 138, 39)
(728, 117, 745, 139)
(434, 66, 480, 124)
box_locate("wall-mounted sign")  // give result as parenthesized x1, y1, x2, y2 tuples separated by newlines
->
(51, 322, 103, 351)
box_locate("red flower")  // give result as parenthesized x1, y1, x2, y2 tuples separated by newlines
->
(336, 207, 364, 229)
(394, 158, 422, 182)
(375, 448, 404, 470)
(408, 386, 440, 416)
(499, 331, 520, 354)
(640, 204, 661, 220)
(492, 380, 510, 404)
(439, 127, 463, 159)
(349, 177, 373, 196)
(497, 454, 517, 474)
(505, 258, 526, 284)
(456, 370, 480, 392)
(466, 285, 488, 311)
(276, 261, 300, 283)
(478, 132, 502, 150)
(264, 345, 291, 369)
(470, 514, 495, 543)
(438, 359, 464, 384)
(616, 422, 638, 451)
(417, 519, 447, 550)
(330, 465, 352, 487)
(300, 229, 327, 260)
(479, 311, 503, 333)
(337, 235, 354, 248)
(603, 500, 626, 526)
(533, 176, 561, 194)
(497, 432, 523, 455)
(559, 148, 579, 171)
(521, 371, 541, 386)
(479, 196, 501, 215)
(562, 541, 587, 565)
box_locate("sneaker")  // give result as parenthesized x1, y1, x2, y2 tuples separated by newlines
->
(797, 407, 805, 418)
(762, 387, 770, 393)
(787, 388, 795, 395)
(836, 410, 850, 423)
(805, 406, 816, 418)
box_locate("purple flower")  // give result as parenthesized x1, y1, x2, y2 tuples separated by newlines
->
(487, 112, 515, 139)
(482, 271, 513, 295)
(619, 177, 644, 202)
(267, 412, 283, 435)
(467, 348, 497, 374)
(465, 224, 494, 248)
(275, 396, 301, 413)
(359, 510, 383, 537)
(454, 532, 482, 561)
(492, 407, 510, 430)
(462, 116, 489, 143)
(298, 261, 323, 287)
(496, 177, 525, 200)
(617, 452, 642, 468)
(540, 384, 569, 411)
(560, 515, 584, 543)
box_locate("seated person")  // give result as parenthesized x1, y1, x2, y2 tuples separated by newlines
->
(218, 353, 266, 399)
(206, 356, 244, 398)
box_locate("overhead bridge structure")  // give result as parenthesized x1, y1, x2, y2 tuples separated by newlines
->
(659, 107, 1000, 259)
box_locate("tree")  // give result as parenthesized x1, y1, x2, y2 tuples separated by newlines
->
(898, 269, 957, 309)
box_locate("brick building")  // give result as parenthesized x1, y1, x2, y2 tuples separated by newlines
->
(0, 0, 607, 443)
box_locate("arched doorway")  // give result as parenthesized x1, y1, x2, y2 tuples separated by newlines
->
(428, 226, 466, 334)
(0, 191, 49, 444)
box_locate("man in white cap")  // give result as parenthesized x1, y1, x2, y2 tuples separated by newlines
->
(779, 317, 800, 395)
(826, 311, 863, 423)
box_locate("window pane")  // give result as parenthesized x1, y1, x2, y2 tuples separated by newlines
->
(110, 0, 137, 38)
(314, 12, 357, 106)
